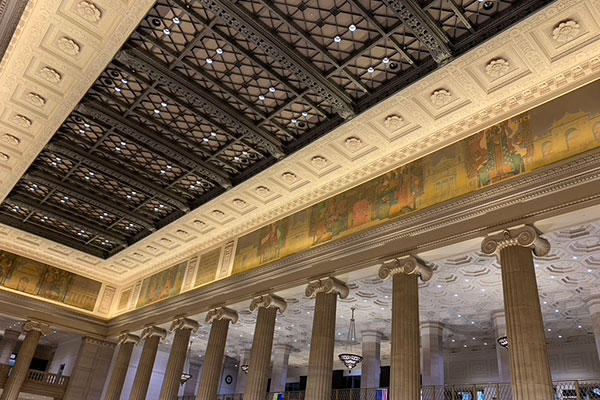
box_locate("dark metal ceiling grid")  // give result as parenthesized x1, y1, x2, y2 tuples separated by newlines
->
(0, 0, 553, 258)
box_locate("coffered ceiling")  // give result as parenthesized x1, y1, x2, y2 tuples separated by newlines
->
(0, 0, 600, 284)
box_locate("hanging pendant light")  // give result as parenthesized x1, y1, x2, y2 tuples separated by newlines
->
(338, 307, 363, 372)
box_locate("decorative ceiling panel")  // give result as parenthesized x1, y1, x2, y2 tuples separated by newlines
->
(0, 0, 554, 258)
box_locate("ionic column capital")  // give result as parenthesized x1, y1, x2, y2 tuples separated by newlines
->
(481, 225, 550, 257)
(378, 255, 433, 282)
(170, 317, 200, 332)
(141, 325, 167, 340)
(250, 294, 287, 313)
(206, 306, 238, 324)
(305, 276, 349, 299)
(118, 333, 140, 345)
(23, 321, 50, 336)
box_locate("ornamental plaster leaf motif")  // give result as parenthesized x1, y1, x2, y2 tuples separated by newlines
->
(344, 136, 363, 152)
(281, 171, 298, 184)
(212, 209, 226, 218)
(25, 92, 46, 107)
(39, 67, 62, 83)
(485, 58, 511, 78)
(232, 198, 247, 208)
(175, 229, 189, 237)
(255, 186, 270, 197)
(310, 155, 328, 169)
(0, 153, 9, 162)
(430, 89, 452, 107)
(57, 37, 80, 56)
(76, 1, 102, 22)
(552, 20, 580, 43)
(1, 134, 20, 146)
(384, 115, 404, 131)
(192, 219, 206, 228)
(160, 237, 172, 245)
(12, 114, 31, 128)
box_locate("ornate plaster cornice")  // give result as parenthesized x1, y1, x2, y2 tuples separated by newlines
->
(481, 225, 551, 257)
(249, 294, 287, 314)
(169, 317, 200, 332)
(117, 332, 139, 345)
(378, 255, 433, 282)
(140, 325, 167, 340)
(305, 277, 349, 299)
(206, 306, 238, 324)
(23, 320, 50, 336)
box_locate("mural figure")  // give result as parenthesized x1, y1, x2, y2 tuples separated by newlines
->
(39, 269, 72, 301)
(258, 222, 287, 263)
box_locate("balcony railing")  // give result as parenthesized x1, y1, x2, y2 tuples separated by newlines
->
(191, 379, 600, 400)
(26, 369, 69, 387)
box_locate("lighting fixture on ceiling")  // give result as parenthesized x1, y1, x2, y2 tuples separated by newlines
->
(338, 307, 363, 372)
(497, 336, 509, 348)
(241, 364, 249, 374)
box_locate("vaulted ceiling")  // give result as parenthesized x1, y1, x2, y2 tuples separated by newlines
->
(0, 0, 552, 258)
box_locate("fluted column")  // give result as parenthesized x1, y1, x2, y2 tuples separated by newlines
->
(492, 311, 512, 383)
(360, 331, 382, 389)
(104, 333, 139, 400)
(0, 321, 49, 400)
(270, 344, 292, 393)
(379, 256, 432, 400)
(481, 225, 553, 400)
(245, 294, 287, 400)
(196, 307, 238, 400)
(160, 317, 200, 400)
(129, 326, 167, 400)
(0, 329, 20, 364)
(305, 277, 349, 400)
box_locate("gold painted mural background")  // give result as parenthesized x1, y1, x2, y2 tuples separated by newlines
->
(0, 250, 102, 311)
(233, 81, 600, 275)
(136, 261, 187, 308)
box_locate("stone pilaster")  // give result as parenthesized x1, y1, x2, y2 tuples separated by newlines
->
(481, 225, 553, 400)
(159, 317, 199, 400)
(305, 277, 349, 400)
(0, 329, 20, 364)
(245, 294, 287, 400)
(197, 307, 238, 400)
(104, 333, 139, 400)
(379, 256, 432, 400)
(130, 326, 167, 400)
(360, 331, 382, 389)
(270, 344, 292, 393)
(492, 311, 512, 383)
(235, 349, 252, 394)
(0, 321, 49, 400)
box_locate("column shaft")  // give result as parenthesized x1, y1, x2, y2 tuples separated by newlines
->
(361, 331, 381, 389)
(160, 327, 192, 400)
(0, 328, 42, 400)
(500, 245, 553, 400)
(197, 319, 230, 400)
(390, 273, 420, 400)
(270, 345, 291, 393)
(129, 334, 161, 400)
(0, 330, 20, 365)
(104, 341, 136, 400)
(305, 291, 337, 400)
(245, 307, 277, 400)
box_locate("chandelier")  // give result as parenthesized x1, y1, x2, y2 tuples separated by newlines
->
(338, 307, 363, 372)
(497, 336, 509, 348)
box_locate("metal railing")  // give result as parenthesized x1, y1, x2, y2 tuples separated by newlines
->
(195, 380, 600, 400)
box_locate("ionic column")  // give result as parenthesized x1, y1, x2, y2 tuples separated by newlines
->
(492, 311, 512, 383)
(379, 256, 432, 400)
(270, 344, 292, 393)
(196, 307, 238, 400)
(104, 333, 139, 400)
(235, 349, 252, 394)
(0, 329, 20, 364)
(0, 321, 49, 400)
(360, 331, 382, 389)
(159, 317, 199, 400)
(245, 294, 287, 400)
(305, 277, 349, 400)
(129, 326, 167, 400)
(481, 225, 553, 400)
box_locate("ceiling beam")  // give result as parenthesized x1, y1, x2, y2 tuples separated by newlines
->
(381, 0, 452, 64)
(46, 142, 190, 212)
(194, 0, 356, 120)
(116, 49, 286, 160)
(6, 195, 128, 247)
(447, 0, 474, 33)
(23, 171, 156, 232)
(79, 100, 233, 189)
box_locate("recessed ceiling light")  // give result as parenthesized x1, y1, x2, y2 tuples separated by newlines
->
(334, 36, 341, 43)
(349, 24, 356, 32)
(172, 17, 181, 24)
(163, 28, 171, 35)
(216, 48, 223, 55)
(121, 78, 128, 84)
(211, 132, 217, 137)
(258, 95, 265, 101)
(154, 109, 160, 114)
(161, 102, 168, 107)
(206, 58, 213, 64)
(269, 87, 276, 93)
(367, 67, 375, 73)
(383, 57, 390, 64)
(114, 87, 122, 93)
(203, 138, 209, 142)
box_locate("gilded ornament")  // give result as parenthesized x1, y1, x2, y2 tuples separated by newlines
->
(384, 115, 404, 131)
(25, 92, 46, 107)
(76, 1, 102, 22)
(12, 114, 32, 128)
(39, 67, 62, 83)
(430, 89, 452, 107)
(57, 37, 80, 56)
(310, 155, 328, 169)
(552, 20, 580, 43)
(344, 136, 363, 152)
(485, 58, 510, 78)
